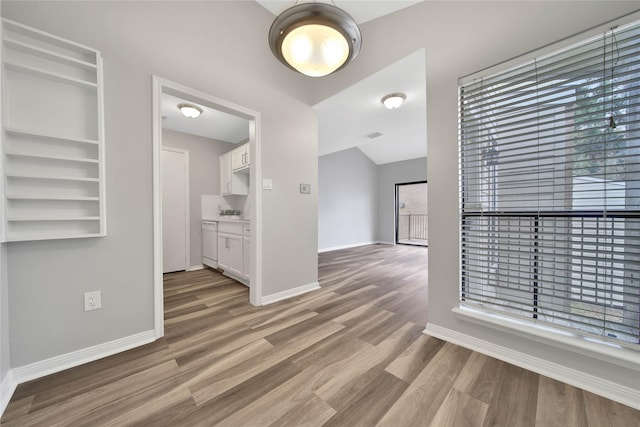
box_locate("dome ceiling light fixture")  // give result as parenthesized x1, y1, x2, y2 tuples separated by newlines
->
(268, 2, 362, 77)
(178, 103, 203, 119)
(381, 93, 406, 110)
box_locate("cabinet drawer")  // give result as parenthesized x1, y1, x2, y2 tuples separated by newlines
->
(218, 221, 243, 235)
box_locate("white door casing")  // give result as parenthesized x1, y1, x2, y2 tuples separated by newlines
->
(152, 76, 262, 339)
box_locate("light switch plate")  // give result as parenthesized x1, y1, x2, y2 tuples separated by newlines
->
(263, 178, 273, 190)
(300, 183, 311, 194)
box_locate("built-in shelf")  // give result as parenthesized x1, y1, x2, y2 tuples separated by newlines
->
(5, 127, 100, 145)
(1, 18, 106, 242)
(3, 60, 98, 88)
(3, 37, 97, 70)
(5, 151, 100, 164)
(8, 217, 100, 222)
(7, 195, 100, 201)
(6, 174, 100, 183)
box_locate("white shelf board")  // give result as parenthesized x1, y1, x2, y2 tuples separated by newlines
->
(3, 37, 97, 69)
(5, 127, 100, 145)
(4, 60, 98, 88)
(7, 216, 100, 222)
(5, 151, 99, 164)
(7, 195, 99, 201)
(6, 174, 99, 182)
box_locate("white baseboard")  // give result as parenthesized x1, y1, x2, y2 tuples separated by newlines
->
(424, 323, 640, 410)
(188, 264, 204, 271)
(0, 370, 17, 417)
(261, 282, 320, 305)
(11, 330, 156, 387)
(318, 241, 380, 253)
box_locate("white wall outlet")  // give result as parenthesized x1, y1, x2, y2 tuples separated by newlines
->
(300, 183, 311, 194)
(84, 290, 102, 311)
(262, 178, 273, 190)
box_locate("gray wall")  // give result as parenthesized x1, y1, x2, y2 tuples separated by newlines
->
(317, 152, 427, 250)
(377, 157, 428, 244)
(318, 148, 378, 250)
(3, 1, 317, 367)
(162, 129, 235, 268)
(0, 245, 7, 392)
(312, 2, 640, 393)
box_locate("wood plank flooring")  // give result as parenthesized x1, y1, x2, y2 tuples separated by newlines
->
(2, 244, 639, 426)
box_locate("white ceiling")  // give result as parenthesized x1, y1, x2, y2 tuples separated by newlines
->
(260, 0, 427, 165)
(314, 50, 427, 164)
(161, 93, 249, 143)
(255, 0, 424, 25)
(164, 1, 427, 164)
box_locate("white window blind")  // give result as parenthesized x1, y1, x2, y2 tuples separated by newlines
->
(459, 19, 640, 347)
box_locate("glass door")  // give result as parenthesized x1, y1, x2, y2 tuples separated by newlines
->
(395, 181, 428, 246)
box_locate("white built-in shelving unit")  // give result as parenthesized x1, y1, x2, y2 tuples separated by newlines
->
(1, 18, 105, 242)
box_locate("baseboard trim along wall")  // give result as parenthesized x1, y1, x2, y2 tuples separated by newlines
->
(188, 265, 204, 271)
(0, 370, 16, 417)
(318, 241, 391, 253)
(261, 282, 320, 305)
(1, 329, 157, 416)
(424, 323, 640, 410)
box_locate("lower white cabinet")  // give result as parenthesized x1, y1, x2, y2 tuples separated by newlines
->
(217, 221, 249, 286)
(243, 223, 251, 281)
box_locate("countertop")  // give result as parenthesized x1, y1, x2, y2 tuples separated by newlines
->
(204, 218, 249, 223)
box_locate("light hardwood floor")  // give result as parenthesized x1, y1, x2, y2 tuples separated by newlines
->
(2, 244, 639, 426)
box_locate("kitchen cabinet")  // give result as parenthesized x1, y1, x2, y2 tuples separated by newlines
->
(220, 151, 248, 196)
(217, 221, 247, 285)
(231, 143, 250, 173)
(1, 18, 106, 242)
(243, 223, 251, 281)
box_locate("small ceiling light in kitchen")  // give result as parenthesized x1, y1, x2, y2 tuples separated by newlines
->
(381, 93, 406, 110)
(268, 2, 362, 77)
(178, 103, 203, 119)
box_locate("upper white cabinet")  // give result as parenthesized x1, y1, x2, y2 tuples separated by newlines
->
(220, 150, 248, 196)
(1, 19, 105, 242)
(231, 143, 249, 173)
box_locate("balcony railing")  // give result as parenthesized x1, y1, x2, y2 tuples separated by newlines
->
(398, 214, 428, 244)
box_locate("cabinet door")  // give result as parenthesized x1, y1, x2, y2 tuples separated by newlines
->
(231, 146, 245, 171)
(228, 234, 244, 277)
(220, 153, 231, 195)
(243, 238, 251, 281)
(218, 232, 242, 277)
(217, 234, 229, 270)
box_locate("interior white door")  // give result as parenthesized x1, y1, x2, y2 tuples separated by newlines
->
(162, 148, 189, 273)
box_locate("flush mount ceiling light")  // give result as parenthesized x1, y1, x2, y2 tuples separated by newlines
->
(178, 103, 203, 119)
(268, 2, 362, 77)
(381, 93, 406, 110)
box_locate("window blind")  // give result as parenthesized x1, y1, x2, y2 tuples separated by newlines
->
(459, 19, 640, 347)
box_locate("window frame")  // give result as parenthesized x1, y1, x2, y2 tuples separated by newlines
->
(457, 12, 640, 357)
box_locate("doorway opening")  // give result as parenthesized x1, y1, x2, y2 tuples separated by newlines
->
(395, 181, 428, 247)
(152, 77, 263, 338)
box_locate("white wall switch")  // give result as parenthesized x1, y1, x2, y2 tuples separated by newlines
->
(300, 183, 311, 194)
(263, 178, 273, 190)
(84, 290, 102, 311)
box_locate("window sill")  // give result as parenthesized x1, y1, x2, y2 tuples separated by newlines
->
(453, 304, 640, 372)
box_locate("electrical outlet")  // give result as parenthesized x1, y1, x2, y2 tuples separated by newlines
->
(84, 290, 102, 311)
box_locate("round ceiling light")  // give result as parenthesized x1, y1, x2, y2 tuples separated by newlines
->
(268, 3, 362, 77)
(178, 103, 203, 119)
(381, 93, 406, 110)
